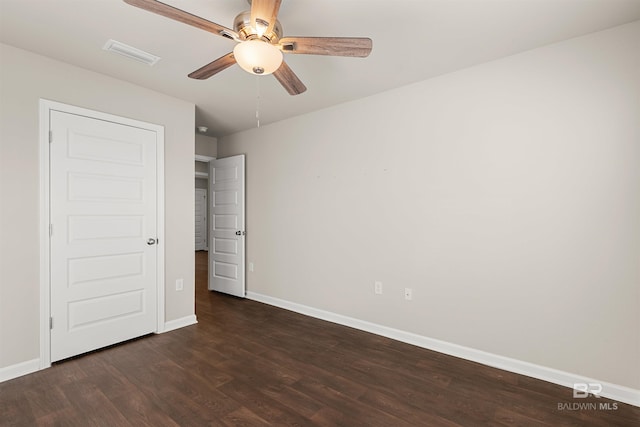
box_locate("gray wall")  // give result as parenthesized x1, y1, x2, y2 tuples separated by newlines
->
(219, 21, 640, 389)
(196, 134, 217, 158)
(0, 43, 196, 369)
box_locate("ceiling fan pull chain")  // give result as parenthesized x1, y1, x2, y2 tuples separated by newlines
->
(256, 75, 261, 128)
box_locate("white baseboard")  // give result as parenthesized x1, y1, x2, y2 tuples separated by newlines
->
(162, 314, 198, 333)
(0, 358, 40, 383)
(246, 291, 640, 407)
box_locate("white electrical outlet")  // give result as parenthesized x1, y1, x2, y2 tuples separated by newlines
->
(374, 281, 383, 295)
(176, 278, 184, 291)
(404, 288, 412, 300)
(249, 262, 254, 272)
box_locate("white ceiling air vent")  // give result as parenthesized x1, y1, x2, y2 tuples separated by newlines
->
(103, 39, 161, 66)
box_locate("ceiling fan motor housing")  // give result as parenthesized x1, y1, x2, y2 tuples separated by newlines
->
(234, 11, 282, 43)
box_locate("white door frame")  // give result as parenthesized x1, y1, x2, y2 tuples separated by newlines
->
(38, 99, 165, 369)
(195, 188, 208, 251)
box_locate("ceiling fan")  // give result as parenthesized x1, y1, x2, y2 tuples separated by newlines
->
(123, 0, 373, 95)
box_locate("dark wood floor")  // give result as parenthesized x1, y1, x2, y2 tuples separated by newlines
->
(1, 252, 638, 426)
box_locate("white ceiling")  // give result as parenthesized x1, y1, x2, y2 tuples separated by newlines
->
(2, 0, 640, 137)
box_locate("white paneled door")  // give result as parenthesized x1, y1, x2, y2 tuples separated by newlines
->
(209, 155, 245, 297)
(50, 110, 158, 362)
(195, 188, 207, 251)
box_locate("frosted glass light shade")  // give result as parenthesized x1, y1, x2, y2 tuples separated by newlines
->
(233, 40, 283, 75)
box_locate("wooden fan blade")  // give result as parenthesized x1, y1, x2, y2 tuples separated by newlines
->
(279, 37, 372, 57)
(273, 61, 307, 95)
(123, 0, 238, 40)
(250, 0, 282, 36)
(188, 53, 236, 80)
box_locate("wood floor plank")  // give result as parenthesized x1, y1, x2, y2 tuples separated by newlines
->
(58, 377, 131, 426)
(24, 385, 72, 419)
(292, 375, 414, 427)
(107, 392, 183, 427)
(217, 379, 312, 426)
(257, 383, 325, 419)
(493, 406, 561, 427)
(35, 407, 84, 427)
(0, 393, 36, 426)
(0, 250, 638, 426)
(357, 387, 462, 427)
(220, 406, 272, 427)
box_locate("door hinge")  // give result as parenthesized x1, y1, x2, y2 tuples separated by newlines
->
(49, 131, 53, 143)
(50, 317, 53, 330)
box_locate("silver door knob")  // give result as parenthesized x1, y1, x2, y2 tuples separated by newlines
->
(147, 238, 157, 245)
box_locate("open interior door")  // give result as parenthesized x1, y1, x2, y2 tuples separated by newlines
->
(209, 155, 245, 297)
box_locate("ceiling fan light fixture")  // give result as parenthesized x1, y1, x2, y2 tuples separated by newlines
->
(233, 39, 283, 75)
